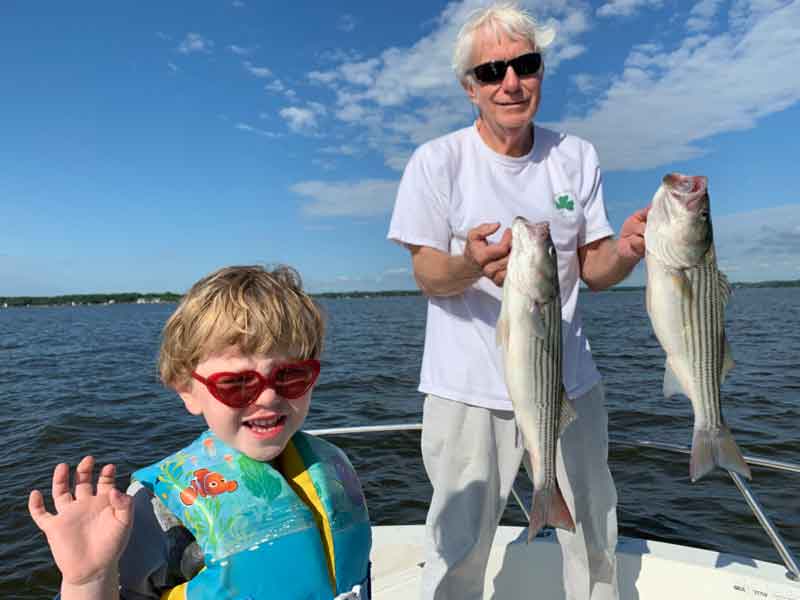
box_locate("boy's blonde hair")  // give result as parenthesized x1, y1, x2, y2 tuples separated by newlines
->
(159, 265, 325, 388)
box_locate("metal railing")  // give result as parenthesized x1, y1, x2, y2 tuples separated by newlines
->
(307, 423, 800, 583)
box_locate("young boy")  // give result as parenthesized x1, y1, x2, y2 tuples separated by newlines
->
(28, 265, 373, 600)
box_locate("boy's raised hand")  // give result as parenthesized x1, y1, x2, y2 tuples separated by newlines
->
(28, 456, 133, 588)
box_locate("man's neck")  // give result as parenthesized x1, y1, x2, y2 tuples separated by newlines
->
(475, 118, 533, 157)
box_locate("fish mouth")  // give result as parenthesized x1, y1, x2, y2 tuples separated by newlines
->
(663, 173, 708, 213)
(512, 217, 550, 240)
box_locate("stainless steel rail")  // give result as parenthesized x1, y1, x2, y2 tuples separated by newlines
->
(731, 472, 800, 582)
(622, 438, 800, 582)
(307, 423, 800, 582)
(626, 438, 800, 475)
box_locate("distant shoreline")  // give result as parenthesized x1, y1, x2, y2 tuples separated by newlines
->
(1, 279, 798, 308)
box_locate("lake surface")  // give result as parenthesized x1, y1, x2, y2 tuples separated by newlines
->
(1, 288, 798, 598)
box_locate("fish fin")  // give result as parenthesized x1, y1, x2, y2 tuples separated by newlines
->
(528, 487, 550, 542)
(548, 483, 576, 533)
(662, 360, 686, 398)
(690, 426, 751, 482)
(558, 390, 577, 436)
(528, 483, 575, 542)
(530, 303, 547, 340)
(496, 302, 509, 348)
(718, 270, 732, 306)
(721, 334, 735, 383)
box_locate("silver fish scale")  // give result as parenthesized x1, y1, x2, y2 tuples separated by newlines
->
(681, 254, 725, 426)
(530, 295, 563, 485)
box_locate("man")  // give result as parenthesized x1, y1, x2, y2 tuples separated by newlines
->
(387, 4, 648, 600)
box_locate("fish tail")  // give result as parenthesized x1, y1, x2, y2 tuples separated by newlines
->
(690, 426, 752, 482)
(527, 483, 575, 542)
(528, 487, 550, 542)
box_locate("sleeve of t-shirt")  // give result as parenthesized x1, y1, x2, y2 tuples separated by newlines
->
(386, 144, 451, 253)
(578, 142, 614, 249)
(117, 481, 204, 600)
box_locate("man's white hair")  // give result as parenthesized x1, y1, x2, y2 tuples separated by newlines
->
(452, 2, 556, 84)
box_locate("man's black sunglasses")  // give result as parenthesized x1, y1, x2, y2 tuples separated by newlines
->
(472, 52, 542, 84)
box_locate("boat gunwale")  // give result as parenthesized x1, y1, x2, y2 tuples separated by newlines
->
(307, 422, 800, 582)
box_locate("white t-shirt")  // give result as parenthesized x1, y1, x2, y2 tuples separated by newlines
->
(387, 123, 614, 410)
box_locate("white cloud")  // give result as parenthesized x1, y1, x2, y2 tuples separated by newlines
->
(306, 266, 417, 292)
(318, 48, 363, 64)
(312, 158, 337, 171)
(596, 0, 663, 18)
(232, 0, 245, 7)
(713, 204, 800, 281)
(293, 1, 592, 170)
(265, 80, 296, 98)
(338, 14, 357, 32)
(177, 33, 214, 54)
(339, 58, 381, 87)
(280, 0, 798, 179)
(243, 61, 272, 78)
(548, 0, 800, 171)
(687, 0, 724, 32)
(235, 122, 281, 138)
(167, 62, 178, 73)
(290, 179, 399, 216)
(377, 266, 412, 282)
(729, 0, 792, 33)
(308, 70, 338, 85)
(228, 44, 255, 56)
(279, 103, 327, 134)
(571, 73, 603, 94)
(321, 144, 359, 156)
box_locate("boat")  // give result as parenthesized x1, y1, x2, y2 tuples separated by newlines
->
(308, 424, 800, 600)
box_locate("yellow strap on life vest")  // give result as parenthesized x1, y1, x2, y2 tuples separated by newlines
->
(160, 580, 188, 600)
(160, 566, 208, 599)
(281, 439, 337, 594)
(159, 441, 337, 599)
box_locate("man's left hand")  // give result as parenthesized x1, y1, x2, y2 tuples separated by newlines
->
(618, 206, 649, 260)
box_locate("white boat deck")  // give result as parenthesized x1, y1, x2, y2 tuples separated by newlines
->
(370, 525, 800, 600)
(309, 424, 799, 599)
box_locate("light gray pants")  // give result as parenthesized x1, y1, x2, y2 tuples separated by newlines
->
(420, 383, 618, 600)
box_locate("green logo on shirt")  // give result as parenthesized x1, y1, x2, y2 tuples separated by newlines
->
(554, 194, 574, 211)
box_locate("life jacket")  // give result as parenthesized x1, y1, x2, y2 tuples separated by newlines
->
(133, 430, 372, 600)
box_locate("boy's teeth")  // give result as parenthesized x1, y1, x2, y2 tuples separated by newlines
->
(249, 416, 280, 428)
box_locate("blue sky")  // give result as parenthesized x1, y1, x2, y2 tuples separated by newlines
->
(1, 0, 799, 295)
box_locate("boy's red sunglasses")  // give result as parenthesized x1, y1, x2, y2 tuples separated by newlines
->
(191, 359, 321, 408)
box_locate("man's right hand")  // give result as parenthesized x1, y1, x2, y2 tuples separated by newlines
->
(464, 222, 512, 287)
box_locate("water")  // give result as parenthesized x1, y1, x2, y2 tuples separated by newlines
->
(1, 288, 798, 598)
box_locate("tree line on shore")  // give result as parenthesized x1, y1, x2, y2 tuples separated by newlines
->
(0, 293, 182, 308)
(2, 280, 798, 308)
(0, 289, 423, 307)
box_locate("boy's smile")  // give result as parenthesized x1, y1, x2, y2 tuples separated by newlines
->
(178, 345, 314, 462)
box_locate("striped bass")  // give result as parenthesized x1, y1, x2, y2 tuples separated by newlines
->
(496, 217, 577, 541)
(644, 173, 751, 482)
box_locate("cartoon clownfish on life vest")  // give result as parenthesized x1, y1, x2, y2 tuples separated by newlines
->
(180, 468, 239, 506)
